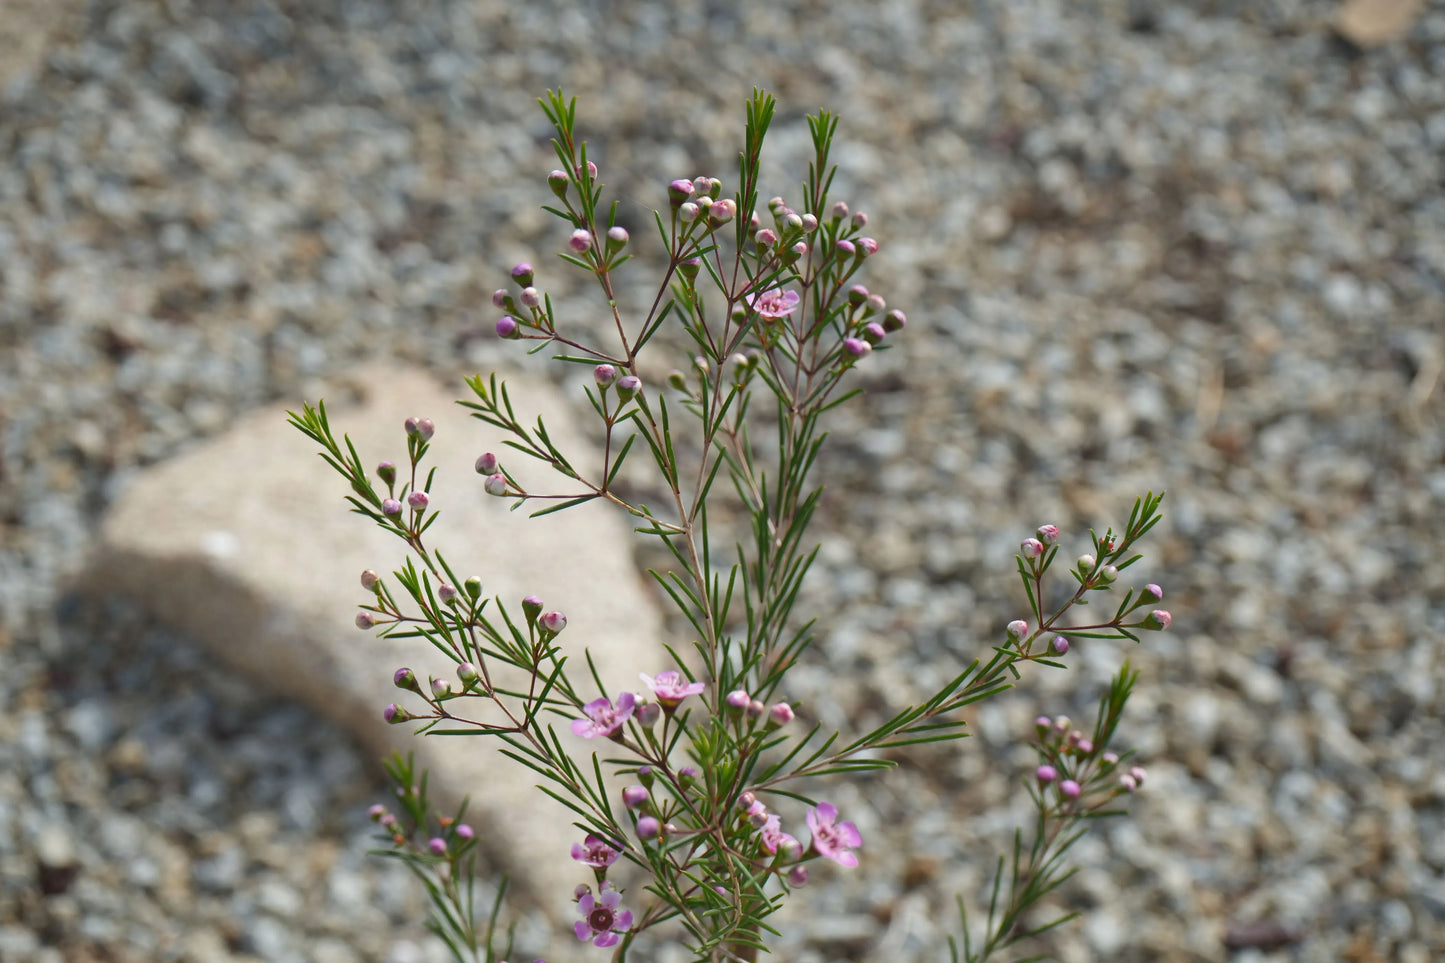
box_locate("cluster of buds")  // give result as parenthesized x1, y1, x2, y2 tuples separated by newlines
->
(367, 802, 475, 856)
(669, 176, 737, 233)
(837, 283, 905, 361)
(492, 262, 553, 339)
(1031, 714, 1146, 809)
(723, 687, 794, 735)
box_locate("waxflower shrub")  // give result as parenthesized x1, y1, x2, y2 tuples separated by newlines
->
(290, 89, 1171, 962)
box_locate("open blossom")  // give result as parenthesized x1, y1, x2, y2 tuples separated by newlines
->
(570, 834, 620, 869)
(748, 287, 801, 319)
(639, 670, 705, 707)
(574, 881, 632, 948)
(805, 802, 861, 868)
(571, 692, 636, 739)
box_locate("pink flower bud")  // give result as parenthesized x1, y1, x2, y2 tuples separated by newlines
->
(726, 689, 750, 714)
(606, 225, 629, 247)
(635, 702, 661, 727)
(747, 699, 765, 719)
(1145, 610, 1172, 630)
(455, 824, 474, 840)
(368, 804, 386, 821)
(407, 491, 429, 511)
(801, 213, 818, 232)
(679, 201, 699, 222)
(1144, 583, 1164, 601)
(594, 364, 618, 387)
(862, 322, 886, 345)
(519, 287, 541, 308)
(428, 837, 447, 856)
(754, 228, 777, 247)
(1129, 766, 1147, 786)
(539, 611, 567, 635)
(492, 289, 509, 308)
(708, 198, 737, 225)
(475, 452, 498, 474)
(430, 678, 451, 699)
(1037, 524, 1060, 544)
(1006, 620, 1029, 639)
(848, 285, 869, 306)
(355, 612, 375, 630)
(495, 316, 520, 339)
(1076, 554, 1096, 575)
(438, 583, 457, 602)
(883, 309, 906, 332)
(1102, 751, 1119, 766)
(866, 294, 886, 314)
(376, 461, 397, 485)
(457, 663, 479, 685)
(834, 239, 856, 256)
(1119, 774, 1138, 792)
(1035, 716, 1051, 732)
(1060, 780, 1081, 799)
(1052, 636, 1069, 655)
(522, 595, 543, 621)
(768, 703, 795, 728)
(668, 178, 694, 207)
(843, 337, 870, 357)
(510, 262, 534, 286)
(548, 170, 569, 197)
(857, 237, 878, 256)
(383, 703, 409, 724)
(361, 569, 379, 590)
(1020, 538, 1044, 559)
(1036, 765, 1057, 783)
(381, 498, 402, 516)
(622, 786, 649, 809)
(636, 816, 660, 840)
(569, 228, 592, 253)
(616, 375, 640, 402)
(1076, 739, 1094, 754)
(484, 474, 507, 496)
(830, 201, 849, 220)
(788, 866, 809, 887)
(791, 241, 808, 256)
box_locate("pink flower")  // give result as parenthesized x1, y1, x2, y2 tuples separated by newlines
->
(805, 802, 861, 868)
(570, 833, 620, 869)
(571, 693, 636, 739)
(760, 814, 800, 858)
(639, 670, 705, 707)
(748, 287, 801, 319)
(574, 881, 633, 948)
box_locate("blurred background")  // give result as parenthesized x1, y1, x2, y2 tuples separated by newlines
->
(2, 0, 1442, 960)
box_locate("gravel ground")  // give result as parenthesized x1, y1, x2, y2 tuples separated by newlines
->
(2, 0, 1443, 960)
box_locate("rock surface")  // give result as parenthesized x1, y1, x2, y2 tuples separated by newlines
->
(78, 364, 665, 908)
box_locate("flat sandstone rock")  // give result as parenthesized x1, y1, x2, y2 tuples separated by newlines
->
(78, 364, 665, 911)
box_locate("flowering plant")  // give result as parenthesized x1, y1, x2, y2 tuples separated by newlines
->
(290, 89, 1170, 962)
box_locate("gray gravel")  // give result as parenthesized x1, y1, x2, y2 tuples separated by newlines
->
(3, 0, 1444, 960)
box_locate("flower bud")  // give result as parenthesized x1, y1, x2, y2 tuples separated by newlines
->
(783, 212, 804, 231)
(1076, 739, 1094, 755)
(678, 256, 700, 280)
(368, 804, 386, 821)
(582, 160, 598, 180)
(606, 226, 629, 250)
(539, 610, 567, 635)
(1053, 716, 1070, 732)
(848, 285, 869, 307)
(437, 583, 457, 603)
(1144, 610, 1172, 631)
(622, 786, 649, 809)
(636, 765, 654, 788)
(457, 662, 479, 686)
(708, 198, 737, 226)
(801, 213, 817, 232)
(1020, 538, 1044, 559)
(430, 678, 452, 699)
(843, 337, 870, 358)
(1144, 583, 1164, 601)
(857, 237, 879, 256)
(522, 595, 544, 623)
(747, 699, 765, 720)
(381, 498, 402, 516)
(394, 667, 422, 693)
(754, 228, 777, 247)
(519, 287, 541, 308)
(883, 309, 906, 333)
(862, 322, 886, 345)
(492, 289, 509, 309)
(1035, 716, 1052, 733)
(667, 370, 687, 391)
(1036, 524, 1060, 545)
(834, 239, 855, 257)
(1036, 765, 1057, 783)
(635, 702, 661, 728)
(1052, 635, 1069, 655)
(678, 766, 697, 788)
(726, 689, 750, 716)
(679, 202, 699, 223)
(1076, 554, 1096, 576)
(866, 294, 886, 315)
(616, 375, 641, 402)
(405, 416, 435, 441)
(484, 474, 508, 497)
(548, 169, 569, 197)
(1006, 620, 1029, 640)
(361, 569, 380, 591)
(1102, 751, 1119, 766)
(594, 364, 618, 388)
(1119, 774, 1138, 792)
(767, 703, 794, 729)
(407, 491, 429, 511)
(383, 703, 411, 724)
(511, 262, 534, 286)
(830, 201, 849, 221)
(428, 837, 447, 856)
(668, 178, 694, 207)
(356, 612, 376, 630)
(791, 241, 808, 256)
(496, 316, 520, 339)
(1098, 565, 1118, 585)
(377, 460, 396, 485)
(569, 228, 592, 253)
(455, 824, 474, 840)
(851, 211, 869, 229)
(788, 866, 809, 887)
(636, 816, 660, 840)
(1060, 779, 1081, 799)
(475, 452, 498, 474)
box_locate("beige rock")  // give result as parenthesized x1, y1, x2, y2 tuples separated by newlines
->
(0, 0, 82, 90)
(1334, 0, 1425, 48)
(79, 365, 666, 912)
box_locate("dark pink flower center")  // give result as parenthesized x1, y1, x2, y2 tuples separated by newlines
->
(589, 906, 614, 932)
